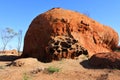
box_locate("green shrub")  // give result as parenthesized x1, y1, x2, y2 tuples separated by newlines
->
(47, 66, 60, 73)
(23, 73, 30, 80)
(0, 66, 5, 69)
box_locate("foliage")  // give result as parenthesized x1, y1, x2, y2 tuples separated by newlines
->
(115, 49, 120, 52)
(17, 30, 22, 54)
(113, 47, 120, 52)
(0, 66, 5, 69)
(0, 27, 17, 51)
(47, 66, 61, 73)
(0, 27, 23, 53)
(23, 73, 30, 80)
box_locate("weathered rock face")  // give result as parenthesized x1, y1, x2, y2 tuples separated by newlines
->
(21, 8, 119, 62)
(46, 35, 88, 60)
(89, 52, 120, 69)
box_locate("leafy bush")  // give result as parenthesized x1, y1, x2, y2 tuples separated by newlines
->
(0, 66, 5, 69)
(22, 73, 30, 80)
(47, 66, 60, 73)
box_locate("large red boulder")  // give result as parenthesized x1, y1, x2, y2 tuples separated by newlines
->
(89, 52, 120, 69)
(21, 8, 119, 62)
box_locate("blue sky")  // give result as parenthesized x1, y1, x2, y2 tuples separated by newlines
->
(0, 0, 120, 50)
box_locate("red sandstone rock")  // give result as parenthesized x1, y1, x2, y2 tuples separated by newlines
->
(89, 52, 120, 69)
(21, 8, 119, 62)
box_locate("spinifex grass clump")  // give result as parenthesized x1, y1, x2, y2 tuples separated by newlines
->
(47, 66, 61, 73)
(22, 73, 31, 80)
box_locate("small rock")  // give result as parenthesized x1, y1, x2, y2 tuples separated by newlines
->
(8, 58, 39, 67)
(30, 67, 45, 74)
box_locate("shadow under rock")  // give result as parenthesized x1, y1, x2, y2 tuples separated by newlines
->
(80, 60, 104, 69)
(0, 55, 19, 61)
(80, 60, 92, 69)
(80, 59, 120, 70)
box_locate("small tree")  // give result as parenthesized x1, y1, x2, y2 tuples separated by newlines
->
(0, 27, 17, 51)
(17, 30, 22, 54)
